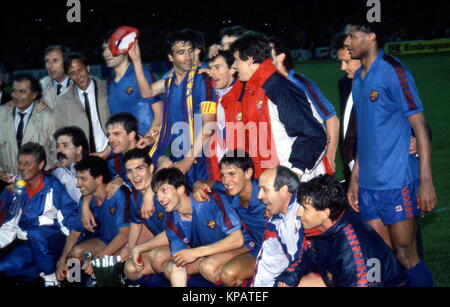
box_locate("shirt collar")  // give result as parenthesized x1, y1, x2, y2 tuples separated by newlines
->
(77, 77, 94, 96)
(246, 59, 277, 92)
(53, 76, 70, 89)
(15, 102, 35, 117)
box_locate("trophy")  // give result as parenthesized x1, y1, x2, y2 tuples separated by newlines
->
(83, 251, 125, 287)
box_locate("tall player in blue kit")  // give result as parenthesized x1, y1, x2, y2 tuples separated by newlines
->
(345, 20, 436, 287)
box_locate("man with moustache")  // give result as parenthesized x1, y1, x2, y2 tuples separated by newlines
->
(0, 74, 56, 182)
(40, 45, 73, 109)
(55, 52, 109, 154)
(52, 126, 90, 202)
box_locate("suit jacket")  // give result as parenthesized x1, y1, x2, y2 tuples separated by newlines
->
(54, 77, 109, 150)
(0, 104, 56, 175)
(40, 75, 73, 110)
(338, 76, 357, 184)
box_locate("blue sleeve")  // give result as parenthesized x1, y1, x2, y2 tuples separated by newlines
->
(212, 181, 227, 193)
(165, 215, 189, 255)
(52, 179, 84, 232)
(210, 192, 241, 235)
(113, 188, 131, 229)
(387, 65, 424, 118)
(143, 69, 162, 105)
(296, 75, 336, 121)
(193, 73, 216, 115)
(129, 192, 142, 225)
(107, 155, 120, 179)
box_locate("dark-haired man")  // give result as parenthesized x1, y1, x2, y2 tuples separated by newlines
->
(40, 45, 73, 109)
(276, 175, 407, 287)
(229, 31, 327, 180)
(55, 52, 109, 154)
(208, 25, 248, 58)
(0, 74, 56, 180)
(344, 21, 436, 287)
(52, 126, 90, 202)
(0, 142, 83, 286)
(66, 156, 130, 278)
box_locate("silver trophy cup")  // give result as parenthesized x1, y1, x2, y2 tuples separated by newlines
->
(83, 251, 124, 287)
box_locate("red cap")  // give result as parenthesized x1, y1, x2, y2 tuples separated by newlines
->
(108, 26, 140, 56)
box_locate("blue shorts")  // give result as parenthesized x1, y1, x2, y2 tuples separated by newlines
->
(358, 180, 421, 225)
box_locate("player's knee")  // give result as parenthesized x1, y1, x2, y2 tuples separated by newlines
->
(149, 249, 166, 273)
(69, 245, 84, 260)
(163, 261, 173, 279)
(124, 259, 138, 279)
(220, 266, 239, 287)
(199, 258, 220, 281)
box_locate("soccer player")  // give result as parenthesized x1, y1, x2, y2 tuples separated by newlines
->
(269, 37, 339, 174)
(152, 168, 245, 287)
(344, 21, 436, 286)
(68, 156, 130, 277)
(121, 148, 169, 284)
(229, 31, 327, 180)
(193, 150, 267, 286)
(52, 126, 90, 202)
(0, 142, 83, 286)
(276, 175, 407, 287)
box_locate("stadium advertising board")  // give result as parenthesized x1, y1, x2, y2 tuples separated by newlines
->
(385, 38, 450, 55)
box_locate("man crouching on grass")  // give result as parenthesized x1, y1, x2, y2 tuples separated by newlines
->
(276, 175, 407, 287)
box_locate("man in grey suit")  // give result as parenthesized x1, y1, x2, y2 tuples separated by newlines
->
(40, 45, 73, 110)
(54, 52, 109, 154)
(0, 74, 56, 179)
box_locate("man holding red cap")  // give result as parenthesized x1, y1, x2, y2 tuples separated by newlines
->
(102, 26, 163, 150)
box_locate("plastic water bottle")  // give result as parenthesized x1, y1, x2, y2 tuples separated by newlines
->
(10, 179, 26, 217)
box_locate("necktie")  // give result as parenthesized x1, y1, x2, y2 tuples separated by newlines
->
(56, 84, 62, 96)
(83, 92, 97, 153)
(16, 112, 26, 148)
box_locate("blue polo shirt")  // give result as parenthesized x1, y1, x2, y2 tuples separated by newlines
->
(85, 186, 131, 244)
(287, 69, 336, 122)
(213, 180, 267, 254)
(166, 193, 241, 255)
(107, 64, 161, 137)
(130, 189, 166, 235)
(352, 50, 423, 190)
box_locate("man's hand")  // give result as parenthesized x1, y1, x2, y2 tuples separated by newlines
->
(120, 246, 131, 263)
(418, 180, 437, 213)
(128, 40, 141, 64)
(106, 177, 123, 199)
(56, 257, 69, 281)
(35, 101, 48, 111)
(132, 248, 144, 272)
(90, 146, 111, 160)
(347, 180, 359, 213)
(326, 154, 336, 174)
(82, 260, 94, 276)
(409, 136, 418, 155)
(172, 249, 199, 267)
(141, 166, 156, 219)
(207, 43, 222, 59)
(192, 182, 211, 202)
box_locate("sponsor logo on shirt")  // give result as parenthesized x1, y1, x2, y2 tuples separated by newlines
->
(235, 112, 243, 121)
(256, 100, 264, 110)
(369, 90, 379, 102)
(207, 220, 216, 229)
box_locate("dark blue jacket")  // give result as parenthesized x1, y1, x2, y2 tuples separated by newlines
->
(276, 210, 407, 287)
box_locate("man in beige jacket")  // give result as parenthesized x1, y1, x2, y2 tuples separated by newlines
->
(0, 74, 56, 180)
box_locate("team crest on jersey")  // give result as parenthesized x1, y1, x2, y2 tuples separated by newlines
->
(396, 205, 403, 212)
(207, 220, 216, 229)
(248, 241, 255, 248)
(109, 207, 117, 216)
(256, 100, 264, 110)
(369, 90, 379, 102)
(157, 212, 165, 221)
(125, 86, 134, 95)
(235, 112, 243, 121)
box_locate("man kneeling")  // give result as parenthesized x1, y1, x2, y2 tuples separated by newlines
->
(276, 175, 407, 287)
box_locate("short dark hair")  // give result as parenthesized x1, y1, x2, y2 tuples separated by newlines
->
(75, 156, 111, 184)
(298, 175, 347, 222)
(219, 26, 248, 41)
(345, 15, 386, 49)
(219, 150, 254, 177)
(151, 167, 189, 195)
(331, 32, 348, 52)
(181, 28, 206, 61)
(269, 37, 294, 71)
(208, 49, 235, 69)
(106, 113, 138, 136)
(274, 166, 300, 194)
(54, 126, 89, 159)
(229, 31, 271, 64)
(165, 31, 194, 56)
(123, 148, 152, 167)
(64, 51, 88, 74)
(18, 142, 46, 166)
(12, 74, 42, 100)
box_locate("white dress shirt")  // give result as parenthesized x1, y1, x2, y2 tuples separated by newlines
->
(14, 102, 35, 136)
